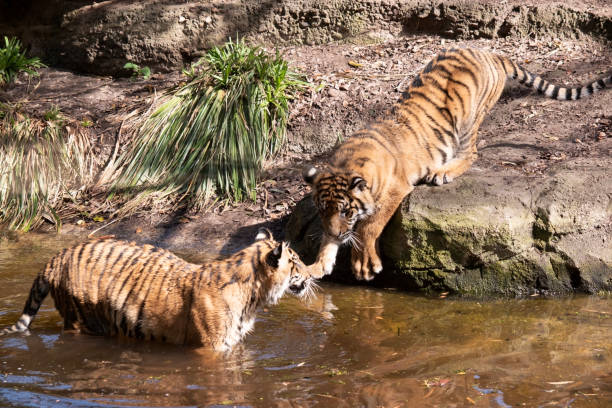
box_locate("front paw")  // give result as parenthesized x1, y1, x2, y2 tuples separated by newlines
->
(426, 172, 453, 186)
(351, 247, 383, 281)
(307, 260, 335, 279)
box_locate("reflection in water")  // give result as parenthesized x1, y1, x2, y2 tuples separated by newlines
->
(1, 233, 612, 407)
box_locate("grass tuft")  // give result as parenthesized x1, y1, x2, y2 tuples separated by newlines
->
(114, 38, 307, 208)
(0, 104, 93, 231)
(0, 36, 45, 86)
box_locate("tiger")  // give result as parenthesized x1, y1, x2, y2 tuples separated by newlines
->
(303, 47, 611, 281)
(1, 228, 314, 351)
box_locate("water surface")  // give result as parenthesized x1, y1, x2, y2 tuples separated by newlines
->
(1, 234, 611, 407)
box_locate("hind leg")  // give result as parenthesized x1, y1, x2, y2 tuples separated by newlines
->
(426, 130, 479, 186)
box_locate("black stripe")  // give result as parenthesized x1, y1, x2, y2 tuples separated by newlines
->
(436, 147, 449, 164)
(422, 59, 435, 73)
(551, 85, 560, 100)
(409, 101, 453, 137)
(576, 87, 582, 100)
(447, 77, 471, 91)
(586, 83, 594, 94)
(219, 274, 239, 289)
(596, 79, 606, 89)
(96, 244, 120, 293)
(427, 76, 451, 99)
(117, 252, 160, 311)
(151, 254, 175, 307)
(74, 244, 87, 269)
(536, 79, 545, 93)
(464, 48, 480, 63)
(398, 104, 429, 132)
(119, 314, 128, 335)
(518, 68, 529, 83)
(134, 302, 146, 340)
(429, 65, 453, 79)
(409, 89, 437, 106)
(355, 133, 397, 158)
(410, 91, 454, 130)
(84, 240, 108, 273)
(454, 66, 479, 86)
(105, 248, 140, 300)
(411, 73, 423, 88)
(437, 55, 465, 67)
(252, 246, 260, 272)
(432, 128, 448, 145)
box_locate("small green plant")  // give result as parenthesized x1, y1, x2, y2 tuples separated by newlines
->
(80, 119, 93, 127)
(124, 62, 151, 80)
(0, 36, 45, 85)
(43, 106, 62, 122)
(0, 105, 93, 231)
(114, 38, 308, 208)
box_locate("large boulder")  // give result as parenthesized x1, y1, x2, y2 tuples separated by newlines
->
(286, 160, 612, 296)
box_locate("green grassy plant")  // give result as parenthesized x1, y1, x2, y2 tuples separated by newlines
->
(0, 105, 92, 231)
(0, 36, 45, 86)
(115, 39, 307, 207)
(123, 62, 151, 80)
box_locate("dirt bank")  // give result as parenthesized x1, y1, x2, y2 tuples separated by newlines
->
(0, 0, 611, 75)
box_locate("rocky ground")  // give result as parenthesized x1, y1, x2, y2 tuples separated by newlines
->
(1, 0, 610, 293)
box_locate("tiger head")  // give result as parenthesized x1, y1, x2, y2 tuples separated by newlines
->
(254, 228, 314, 304)
(303, 165, 376, 244)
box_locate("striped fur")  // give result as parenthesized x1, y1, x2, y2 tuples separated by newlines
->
(304, 48, 611, 281)
(1, 229, 313, 351)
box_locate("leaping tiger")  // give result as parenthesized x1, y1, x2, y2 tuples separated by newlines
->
(304, 47, 611, 281)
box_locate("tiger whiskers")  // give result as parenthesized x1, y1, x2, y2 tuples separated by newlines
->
(342, 231, 362, 250)
(304, 279, 320, 301)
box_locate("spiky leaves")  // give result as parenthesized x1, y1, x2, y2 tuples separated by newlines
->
(0, 106, 92, 231)
(115, 39, 307, 206)
(0, 37, 45, 86)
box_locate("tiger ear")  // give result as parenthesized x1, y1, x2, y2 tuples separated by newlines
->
(265, 242, 288, 268)
(255, 227, 274, 242)
(350, 176, 367, 191)
(303, 166, 318, 185)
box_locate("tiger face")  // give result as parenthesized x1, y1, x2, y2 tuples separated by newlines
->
(254, 228, 314, 304)
(303, 166, 376, 245)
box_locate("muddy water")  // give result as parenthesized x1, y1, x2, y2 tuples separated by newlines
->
(1, 234, 612, 407)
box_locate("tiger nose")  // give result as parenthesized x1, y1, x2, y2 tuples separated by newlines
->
(289, 281, 305, 294)
(327, 217, 343, 237)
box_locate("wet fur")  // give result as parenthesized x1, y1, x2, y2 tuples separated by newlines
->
(305, 48, 611, 281)
(2, 231, 312, 351)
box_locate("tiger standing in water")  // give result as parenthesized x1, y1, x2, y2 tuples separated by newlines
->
(304, 48, 611, 281)
(1, 229, 314, 351)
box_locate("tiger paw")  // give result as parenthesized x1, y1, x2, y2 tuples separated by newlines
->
(426, 172, 453, 186)
(351, 247, 383, 281)
(308, 260, 335, 279)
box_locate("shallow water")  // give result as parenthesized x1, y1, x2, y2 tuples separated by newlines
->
(1, 234, 612, 407)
